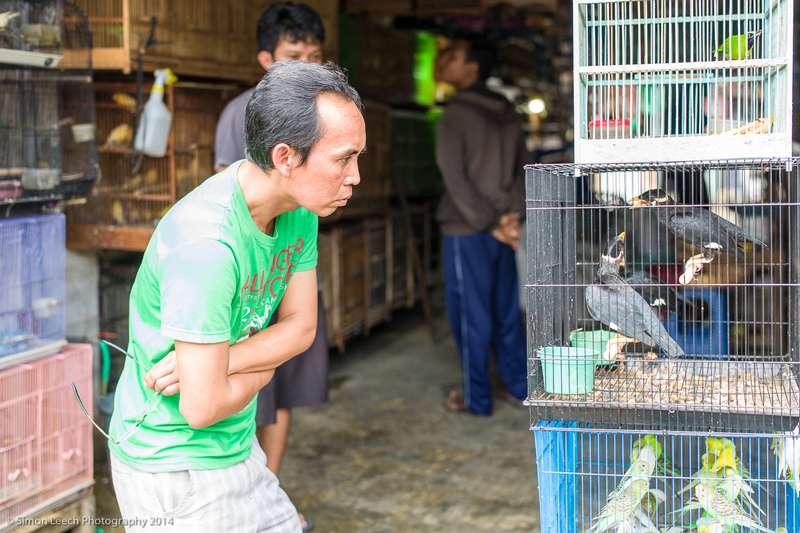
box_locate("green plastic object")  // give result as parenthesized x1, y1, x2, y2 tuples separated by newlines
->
(99, 340, 111, 396)
(538, 347, 598, 395)
(568, 330, 616, 364)
(413, 31, 437, 106)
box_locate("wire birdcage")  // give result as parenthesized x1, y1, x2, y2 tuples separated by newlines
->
(0, 1, 97, 205)
(532, 422, 800, 532)
(573, 0, 794, 163)
(525, 158, 800, 432)
(0, 214, 65, 360)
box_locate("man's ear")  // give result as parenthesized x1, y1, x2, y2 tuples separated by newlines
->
(257, 50, 274, 71)
(270, 143, 295, 176)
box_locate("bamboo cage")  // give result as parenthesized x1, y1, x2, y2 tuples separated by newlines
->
(65, 0, 338, 82)
(65, 78, 238, 248)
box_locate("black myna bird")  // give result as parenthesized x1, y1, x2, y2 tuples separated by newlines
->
(606, 233, 710, 322)
(585, 233, 686, 360)
(629, 188, 767, 256)
(629, 188, 766, 285)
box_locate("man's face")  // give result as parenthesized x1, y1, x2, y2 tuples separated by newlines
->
(435, 44, 474, 87)
(259, 38, 323, 70)
(286, 94, 366, 217)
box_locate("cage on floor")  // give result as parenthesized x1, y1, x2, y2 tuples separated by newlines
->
(573, 0, 794, 163)
(532, 421, 800, 532)
(0, 214, 65, 360)
(0, 344, 93, 528)
(525, 158, 800, 433)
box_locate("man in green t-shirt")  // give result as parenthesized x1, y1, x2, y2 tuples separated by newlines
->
(108, 61, 365, 532)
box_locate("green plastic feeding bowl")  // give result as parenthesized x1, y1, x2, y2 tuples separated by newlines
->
(569, 330, 616, 365)
(538, 346, 598, 395)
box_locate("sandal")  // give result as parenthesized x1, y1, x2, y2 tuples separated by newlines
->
(445, 389, 469, 412)
(299, 513, 314, 532)
(497, 388, 525, 408)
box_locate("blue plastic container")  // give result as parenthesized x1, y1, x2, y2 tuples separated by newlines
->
(666, 287, 728, 357)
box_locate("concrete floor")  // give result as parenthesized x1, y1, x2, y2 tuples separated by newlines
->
(93, 312, 540, 532)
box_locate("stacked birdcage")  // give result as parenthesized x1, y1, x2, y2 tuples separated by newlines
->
(0, 0, 98, 204)
(534, 422, 800, 532)
(527, 0, 798, 530)
(573, 0, 794, 163)
(526, 158, 800, 530)
(0, 214, 65, 361)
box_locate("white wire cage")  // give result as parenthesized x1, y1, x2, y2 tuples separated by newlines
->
(573, 0, 794, 163)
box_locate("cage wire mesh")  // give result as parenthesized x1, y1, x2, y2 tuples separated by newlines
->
(58, 1, 98, 199)
(532, 422, 800, 532)
(525, 158, 800, 433)
(0, 1, 97, 204)
(0, 214, 65, 357)
(573, 0, 794, 163)
(0, 344, 93, 528)
(0, 0, 62, 53)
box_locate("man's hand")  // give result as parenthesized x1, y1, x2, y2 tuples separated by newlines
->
(492, 212, 521, 250)
(144, 351, 180, 396)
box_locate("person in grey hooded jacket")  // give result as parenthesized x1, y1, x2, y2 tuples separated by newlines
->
(435, 38, 528, 415)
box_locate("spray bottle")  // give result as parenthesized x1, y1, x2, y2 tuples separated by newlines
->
(134, 68, 177, 157)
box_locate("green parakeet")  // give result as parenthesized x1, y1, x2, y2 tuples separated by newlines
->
(695, 515, 728, 533)
(714, 30, 762, 60)
(632, 435, 677, 476)
(694, 482, 771, 532)
(590, 477, 664, 533)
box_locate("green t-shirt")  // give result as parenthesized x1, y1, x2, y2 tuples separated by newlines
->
(109, 160, 318, 472)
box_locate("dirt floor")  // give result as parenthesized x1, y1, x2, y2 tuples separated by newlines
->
(93, 312, 540, 532)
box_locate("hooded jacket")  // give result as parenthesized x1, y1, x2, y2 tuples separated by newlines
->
(435, 85, 528, 235)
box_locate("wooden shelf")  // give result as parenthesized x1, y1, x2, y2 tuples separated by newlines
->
(97, 145, 134, 154)
(67, 223, 153, 252)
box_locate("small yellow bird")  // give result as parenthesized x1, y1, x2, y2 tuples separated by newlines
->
(104, 124, 132, 147)
(112, 93, 137, 112)
(143, 168, 158, 186)
(124, 174, 143, 192)
(111, 200, 125, 225)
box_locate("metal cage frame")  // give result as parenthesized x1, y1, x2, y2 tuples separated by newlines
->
(573, 0, 794, 163)
(525, 157, 800, 432)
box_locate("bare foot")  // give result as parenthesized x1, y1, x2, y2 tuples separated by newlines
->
(445, 389, 469, 412)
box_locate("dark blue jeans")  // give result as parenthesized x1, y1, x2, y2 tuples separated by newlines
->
(443, 232, 527, 415)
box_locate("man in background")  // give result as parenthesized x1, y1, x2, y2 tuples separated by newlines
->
(434, 38, 528, 416)
(214, 4, 328, 531)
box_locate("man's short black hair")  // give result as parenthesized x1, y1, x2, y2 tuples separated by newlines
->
(257, 2, 326, 55)
(463, 38, 496, 81)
